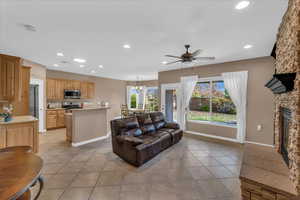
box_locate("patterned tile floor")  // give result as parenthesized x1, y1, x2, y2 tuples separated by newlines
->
(32, 129, 243, 200)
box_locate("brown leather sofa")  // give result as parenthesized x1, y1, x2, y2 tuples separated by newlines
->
(111, 112, 183, 166)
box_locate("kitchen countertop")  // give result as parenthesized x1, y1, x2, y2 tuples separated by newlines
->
(46, 108, 65, 110)
(70, 106, 110, 111)
(0, 116, 38, 125)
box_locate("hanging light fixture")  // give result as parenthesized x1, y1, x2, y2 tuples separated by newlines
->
(135, 76, 143, 92)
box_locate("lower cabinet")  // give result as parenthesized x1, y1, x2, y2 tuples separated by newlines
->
(46, 109, 65, 130)
(0, 121, 39, 153)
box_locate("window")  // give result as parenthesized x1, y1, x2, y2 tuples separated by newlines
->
(188, 78, 237, 126)
(127, 87, 139, 109)
(145, 87, 159, 111)
(127, 86, 159, 110)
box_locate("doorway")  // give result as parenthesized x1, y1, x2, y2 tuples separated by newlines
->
(30, 79, 45, 133)
(161, 83, 180, 122)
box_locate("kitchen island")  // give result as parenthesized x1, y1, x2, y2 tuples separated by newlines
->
(65, 106, 110, 147)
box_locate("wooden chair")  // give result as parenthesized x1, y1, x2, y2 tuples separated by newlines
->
(121, 104, 130, 118)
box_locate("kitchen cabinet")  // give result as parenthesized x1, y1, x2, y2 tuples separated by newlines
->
(80, 82, 89, 99)
(46, 109, 65, 130)
(56, 110, 65, 127)
(46, 78, 95, 100)
(0, 118, 39, 153)
(0, 54, 21, 101)
(46, 78, 56, 100)
(87, 82, 95, 99)
(12, 66, 31, 116)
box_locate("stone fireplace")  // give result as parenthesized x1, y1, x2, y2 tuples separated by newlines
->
(239, 1, 300, 199)
(274, 0, 300, 193)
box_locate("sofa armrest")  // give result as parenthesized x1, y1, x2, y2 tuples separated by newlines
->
(164, 122, 180, 130)
(116, 135, 143, 146)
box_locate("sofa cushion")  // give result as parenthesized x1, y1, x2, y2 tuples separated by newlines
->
(116, 135, 143, 146)
(150, 112, 166, 130)
(122, 128, 143, 137)
(112, 117, 140, 136)
(136, 114, 156, 134)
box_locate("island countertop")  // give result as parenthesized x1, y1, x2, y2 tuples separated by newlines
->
(0, 116, 38, 125)
(70, 106, 110, 111)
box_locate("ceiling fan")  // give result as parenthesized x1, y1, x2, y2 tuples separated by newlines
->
(164, 44, 215, 65)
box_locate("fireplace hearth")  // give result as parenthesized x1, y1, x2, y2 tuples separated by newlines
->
(280, 107, 291, 167)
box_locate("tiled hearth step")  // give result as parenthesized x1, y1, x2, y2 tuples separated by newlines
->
(241, 179, 294, 200)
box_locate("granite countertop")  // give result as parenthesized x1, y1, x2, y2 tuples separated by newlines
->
(240, 144, 297, 196)
(47, 108, 65, 110)
(70, 106, 110, 111)
(0, 116, 38, 125)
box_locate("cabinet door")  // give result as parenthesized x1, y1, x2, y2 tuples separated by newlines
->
(87, 82, 95, 99)
(6, 123, 34, 148)
(13, 67, 30, 116)
(80, 81, 88, 99)
(57, 110, 65, 127)
(56, 79, 66, 100)
(0, 54, 21, 100)
(47, 111, 57, 129)
(0, 127, 6, 149)
(72, 80, 81, 90)
(46, 79, 56, 100)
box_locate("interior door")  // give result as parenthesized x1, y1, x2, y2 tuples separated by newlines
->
(161, 83, 180, 122)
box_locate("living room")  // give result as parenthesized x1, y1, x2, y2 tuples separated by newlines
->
(0, 0, 299, 200)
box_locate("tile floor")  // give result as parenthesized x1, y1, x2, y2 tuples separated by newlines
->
(33, 129, 243, 200)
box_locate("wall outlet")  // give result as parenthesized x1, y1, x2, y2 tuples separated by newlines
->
(257, 124, 263, 132)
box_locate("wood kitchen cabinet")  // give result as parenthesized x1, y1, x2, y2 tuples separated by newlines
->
(46, 78, 95, 100)
(0, 54, 21, 101)
(12, 66, 31, 116)
(46, 109, 65, 130)
(0, 118, 39, 153)
(80, 81, 89, 99)
(87, 82, 95, 99)
(46, 78, 56, 100)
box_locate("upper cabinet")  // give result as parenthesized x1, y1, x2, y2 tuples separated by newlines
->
(0, 54, 21, 101)
(46, 78, 95, 100)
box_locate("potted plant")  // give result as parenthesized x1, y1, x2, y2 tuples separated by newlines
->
(0, 104, 13, 122)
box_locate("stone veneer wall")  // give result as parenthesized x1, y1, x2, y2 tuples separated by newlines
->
(274, 0, 300, 193)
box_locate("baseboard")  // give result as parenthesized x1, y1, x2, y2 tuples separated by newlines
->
(245, 140, 274, 148)
(184, 130, 243, 147)
(72, 132, 111, 147)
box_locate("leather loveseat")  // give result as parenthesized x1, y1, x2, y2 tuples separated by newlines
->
(110, 112, 183, 166)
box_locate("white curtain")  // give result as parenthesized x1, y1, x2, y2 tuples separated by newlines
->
(222, 71, 248, 143)
(142, 86, 147, 109)
(178, 76, 198, 130)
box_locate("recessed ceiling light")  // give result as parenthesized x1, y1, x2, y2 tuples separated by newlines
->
(91, 70, 96, 73)
(79, 65, 85, 68)
(235, 1, 250, 10)
(98, 65, 104, 69)
(57, 52, 64, 56)
(73, 58, 86, 63)
(244, 44, 253, 49)
(123, 44, 131, 49)
(53, 64, 59, 67)
(161, 61, 168, 65)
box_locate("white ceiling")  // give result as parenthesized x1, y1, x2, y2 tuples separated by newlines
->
(0, 0, 287, 81)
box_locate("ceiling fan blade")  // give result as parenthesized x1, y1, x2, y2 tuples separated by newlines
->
(165, 55, 182, 59)
(166, 60, 183, 65)
(194, 56, 215, 60)
(192, 49, 203, 56)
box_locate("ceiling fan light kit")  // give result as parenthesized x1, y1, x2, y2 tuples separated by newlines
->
(164, 44, 215, 65)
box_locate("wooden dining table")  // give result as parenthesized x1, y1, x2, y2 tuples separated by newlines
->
(0, 146, 44, 200)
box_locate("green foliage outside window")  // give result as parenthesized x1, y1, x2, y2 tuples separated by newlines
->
(130, 94, 137, 108)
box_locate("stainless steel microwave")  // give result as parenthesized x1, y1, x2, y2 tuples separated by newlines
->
(64, 90, 81, 99)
